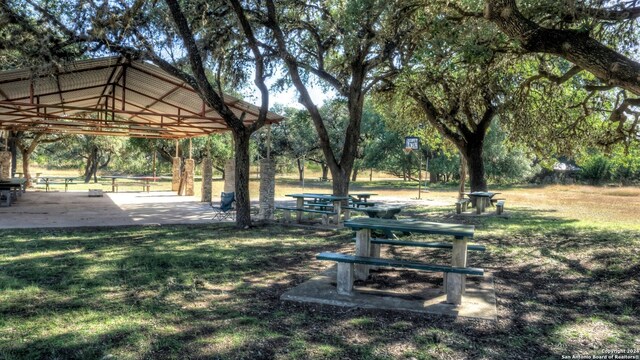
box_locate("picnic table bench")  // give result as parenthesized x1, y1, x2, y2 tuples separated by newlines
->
(275, 206, 337, 225)
(40, 176, 78, 192)
(457, 192, 503, 214)
(351, 237, 486, 252)
(0, 182, 22, 207)
(495, 200, 506, 215)
(101, 176, 161, 192)
(318, 217, 481, 305)
(283, 193, 350, 225)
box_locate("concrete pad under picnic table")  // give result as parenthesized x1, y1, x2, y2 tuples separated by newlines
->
(281, 266, 497, 320)
(0, 191, 233, 229)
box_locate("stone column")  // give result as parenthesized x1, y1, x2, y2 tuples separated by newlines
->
(184, 159, 195, 196)
(0, 151, 11, 180)
(223, 159, 235, 193)
(201, 157, 213, 203)
(259, 159, 275, 220)
(172, 157, 181, 192)
(446, 236, 468, 305)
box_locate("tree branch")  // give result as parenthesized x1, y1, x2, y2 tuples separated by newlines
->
(484, 0, 640, 95)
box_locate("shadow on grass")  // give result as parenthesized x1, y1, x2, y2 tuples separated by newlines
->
(0, 213, 638, 359)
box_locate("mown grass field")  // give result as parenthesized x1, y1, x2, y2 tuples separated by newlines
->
(1, 182, 639, 359)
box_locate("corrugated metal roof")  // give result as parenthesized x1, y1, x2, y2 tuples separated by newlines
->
(0, 57, 283, 138)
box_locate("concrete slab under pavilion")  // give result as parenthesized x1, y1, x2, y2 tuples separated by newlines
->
(0, 191, 238, 229)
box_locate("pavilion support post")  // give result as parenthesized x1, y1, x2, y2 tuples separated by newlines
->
(184, 159, 195, 196)
(0, 150, 11, 180)
(172, 157, 181, 192)
(201, 157, 213, 203)
(224, 158, 235, 193)
(258, 159, 275, 221)
(172, 140, 180, 192)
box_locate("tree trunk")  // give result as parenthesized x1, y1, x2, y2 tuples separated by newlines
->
(369, 168, 373, 181)
(296, 158, 304, 182)
(462, 140, 487, 192)
(9, 136, 17, 177)
(21, 148, 32, 187)
(84, 146, 98, 183)
(321, 163, 329, 181)
(234, 130, 252, 228)
(458, 155, 467, 199)
(351, 166, 358, 182)
(332, 167, 350, 198)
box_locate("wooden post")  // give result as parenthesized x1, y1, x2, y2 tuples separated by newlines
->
(189, 138, 192, 159)
(355, 229, 371, 280)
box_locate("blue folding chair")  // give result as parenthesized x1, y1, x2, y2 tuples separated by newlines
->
(211, 192, 236, 221)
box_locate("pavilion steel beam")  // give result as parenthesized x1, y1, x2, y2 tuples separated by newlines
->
(95, 57, 123, 111)
(0, 62, 121, 85)
(0, 110, 223, 135)
(3, 121, 203, 137)
(126, 83, 182, 121)
(6, 83, 112, 102)
(129, 63, 268, 120)
(0, 100, 230, 121)
(0, 94, 227, 134)
(0, 112, 223, 136)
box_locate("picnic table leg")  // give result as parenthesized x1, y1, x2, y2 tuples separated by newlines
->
(446, 236, 468, 305)
(296, 198, 304, 223)
(369, 242, 380, 271)
(476, 198, 484, 214)
(0, 190, 10, 207)
(333, 200, 342, 225)
(355, 228, 371, 280)
(336, 262, 354, 295)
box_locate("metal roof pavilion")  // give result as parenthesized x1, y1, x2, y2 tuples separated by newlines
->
(0, 57, 283, 138)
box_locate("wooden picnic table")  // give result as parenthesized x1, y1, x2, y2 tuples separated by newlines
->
(285, 193, 350, 224)
(101, 175, 160, 192)
(465, 191, 501, 214)
(345, 205, 404, 238)
(0, 179, 25, 206)
(344, 217, 475, 304)
(40, 176, 78, 192)
(349, 193, 378, 202)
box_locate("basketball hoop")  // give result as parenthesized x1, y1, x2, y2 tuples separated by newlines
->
(403, 147, 412, 155)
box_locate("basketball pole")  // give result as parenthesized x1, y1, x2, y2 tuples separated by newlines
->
(418, 152, 422, 200)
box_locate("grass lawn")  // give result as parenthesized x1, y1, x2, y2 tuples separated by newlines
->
(1, 196, 639, 359)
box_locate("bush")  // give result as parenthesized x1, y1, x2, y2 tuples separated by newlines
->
(578, 155, 612, 185)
